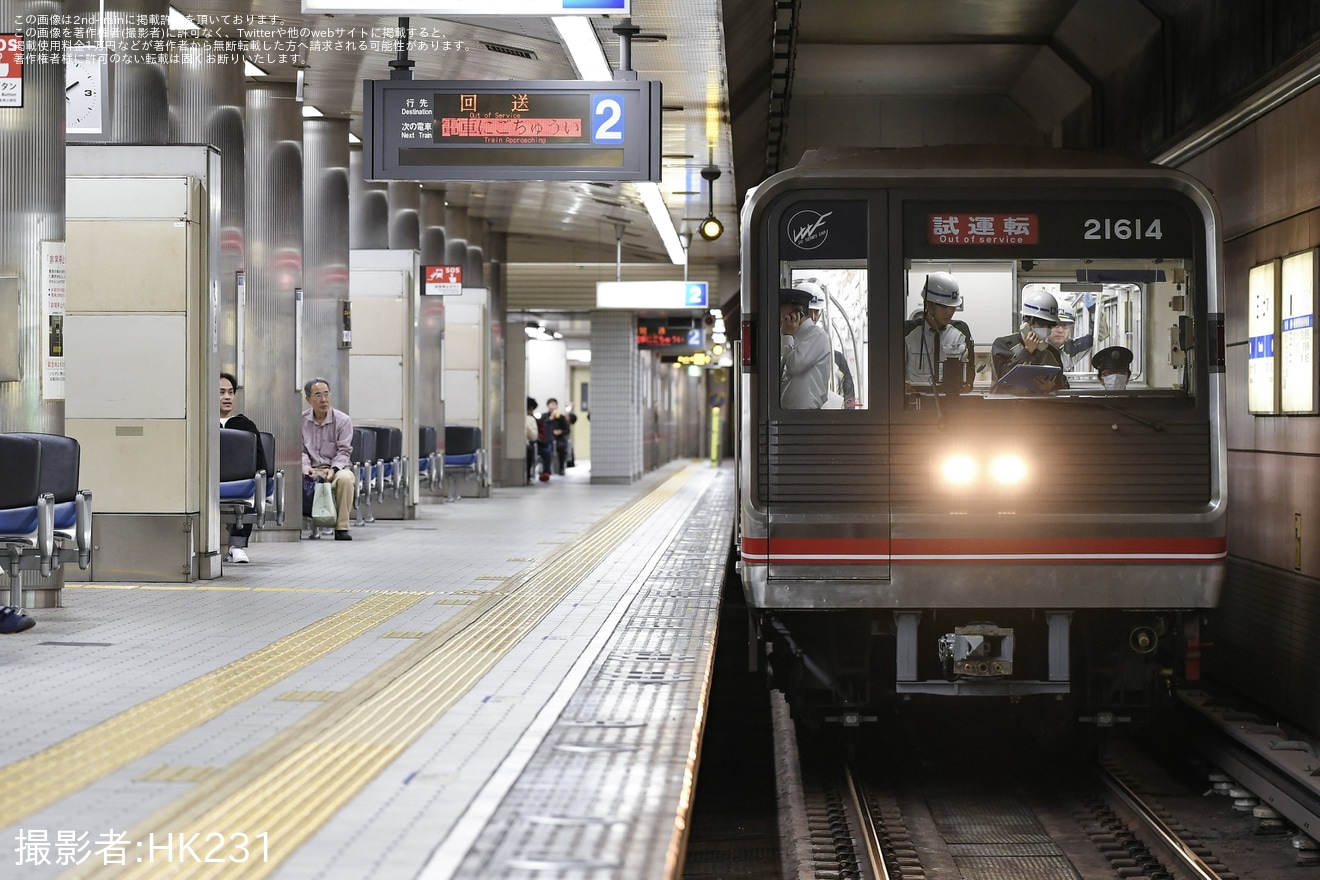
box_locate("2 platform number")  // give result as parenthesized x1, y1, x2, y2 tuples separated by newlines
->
(591, 93, 625, 144)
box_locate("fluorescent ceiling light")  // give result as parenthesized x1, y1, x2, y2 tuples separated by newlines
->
(348, 132, 362, 145)
(302, 105, 324, 118)
(637, 181, 685, 265)
(552, 16, 612, 81)
(244, 59, 267, 77)
(168, 6, 199, 30)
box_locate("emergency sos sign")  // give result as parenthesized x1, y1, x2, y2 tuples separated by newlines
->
(0, 35, 23, 108)
(363, 78, 662, 182)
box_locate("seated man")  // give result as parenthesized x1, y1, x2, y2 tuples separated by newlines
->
(1093, 345, 1134, 390)
(301, 377, 356, 540)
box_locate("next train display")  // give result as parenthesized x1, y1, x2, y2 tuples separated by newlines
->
(736, 146, 1227, 730)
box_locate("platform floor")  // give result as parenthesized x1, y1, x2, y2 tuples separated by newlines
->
(1, 459, 733, 879)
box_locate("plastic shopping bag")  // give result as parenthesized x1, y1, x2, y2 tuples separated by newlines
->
(311, 480, 337, 527)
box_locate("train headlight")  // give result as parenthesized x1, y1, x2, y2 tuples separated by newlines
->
(939, 454, 979, 486)
(989, 454, 1027, 486)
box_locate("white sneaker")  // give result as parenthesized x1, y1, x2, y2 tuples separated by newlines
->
(227, 547, 250, 564)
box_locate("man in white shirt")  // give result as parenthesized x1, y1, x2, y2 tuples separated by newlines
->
(904, 272, 974, 395)
(779, 286, 833, 409)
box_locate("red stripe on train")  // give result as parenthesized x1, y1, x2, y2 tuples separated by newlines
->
(739, 535, 1227, 563)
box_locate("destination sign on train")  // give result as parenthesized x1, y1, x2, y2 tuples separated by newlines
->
(905, 197, 1195, 258)
(363, 79, 662, 182)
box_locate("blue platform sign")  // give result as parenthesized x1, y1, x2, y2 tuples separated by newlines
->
(685, 282, 708, 308)
(686, 328, 703, 346)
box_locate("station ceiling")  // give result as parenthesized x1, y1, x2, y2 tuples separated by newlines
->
(169, 0, 1320, 316)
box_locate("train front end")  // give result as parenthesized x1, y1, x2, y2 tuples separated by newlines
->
(736, 148, 1227, 727)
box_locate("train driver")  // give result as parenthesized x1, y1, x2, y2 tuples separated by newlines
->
(903, 272, 974, 395)
(990, 289, 1070, 391)
(779, 286, 833, 409)
(1092, 345, 1134, 390)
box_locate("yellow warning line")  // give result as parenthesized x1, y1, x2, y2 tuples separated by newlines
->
(0, 591, 425, 829)
(68, 463, 701, 879)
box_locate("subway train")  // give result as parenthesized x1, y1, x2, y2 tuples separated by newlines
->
(735, 146, 1227, 731)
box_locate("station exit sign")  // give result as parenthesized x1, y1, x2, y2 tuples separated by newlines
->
(363, 79, 661, 182)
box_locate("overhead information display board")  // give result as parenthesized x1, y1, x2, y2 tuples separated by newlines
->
(306, 0, 627, 13)
(363, 79, 662, 182)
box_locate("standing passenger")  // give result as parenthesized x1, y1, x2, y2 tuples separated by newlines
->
(545, 398, 572, 474)
(300, 377, 356, 540)
(525, 397, 539, 484)
(779, 287, 832, 409)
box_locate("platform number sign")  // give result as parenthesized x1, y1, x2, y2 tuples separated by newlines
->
(591, 94, 624, 143)
(685, 282, 708, 308)
(686, 328, 703, 346)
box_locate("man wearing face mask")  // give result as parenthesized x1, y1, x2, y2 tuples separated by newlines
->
(1092, 345, 1133, 390)
(991, 289, 1070, 391)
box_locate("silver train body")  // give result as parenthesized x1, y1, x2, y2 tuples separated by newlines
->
(736, 147, 1227, 727)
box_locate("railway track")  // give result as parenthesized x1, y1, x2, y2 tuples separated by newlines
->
(774, 692, 1320, 879)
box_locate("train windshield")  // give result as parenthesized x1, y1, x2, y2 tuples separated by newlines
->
(784, 267, 869, 409)
(904, 259, 1195, 402)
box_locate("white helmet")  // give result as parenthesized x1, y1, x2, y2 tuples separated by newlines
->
(1021, 289, 1059, 325)
(922, 272, 962, 308)
(1057, 307, 1076, 325)
(794, 279, 827, 311)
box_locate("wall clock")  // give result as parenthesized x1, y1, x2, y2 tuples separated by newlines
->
(66, 45, 108, 136)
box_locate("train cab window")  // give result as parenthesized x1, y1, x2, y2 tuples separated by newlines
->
(904, 260, 1197, 403)
(780, 267, 869, 410)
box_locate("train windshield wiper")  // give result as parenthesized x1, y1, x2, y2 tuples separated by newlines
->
(1077, 397, 1165, 432)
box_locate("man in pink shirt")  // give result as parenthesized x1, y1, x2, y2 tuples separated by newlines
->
(301, 377, 356, 540)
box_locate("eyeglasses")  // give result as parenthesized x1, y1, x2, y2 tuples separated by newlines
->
(309, 392, 331, 400)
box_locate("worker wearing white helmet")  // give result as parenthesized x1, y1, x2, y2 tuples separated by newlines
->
(1048, 303, 1096, 370)
(903, 272, 975, 395)
(779, 286, 833, 409)
(990, 289, 1069, 391)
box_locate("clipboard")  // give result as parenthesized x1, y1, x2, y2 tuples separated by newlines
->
(991, 364, 1062, 394)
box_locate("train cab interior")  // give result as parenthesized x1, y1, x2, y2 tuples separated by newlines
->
(778, 257, 1201, 413)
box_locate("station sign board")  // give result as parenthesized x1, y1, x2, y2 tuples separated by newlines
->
(422, 264, 463, 296)
(363, 79, 661, 182)
(0, 35, 22, 108)
(597, 280, 708, 310)
(637, 318, 702, 351)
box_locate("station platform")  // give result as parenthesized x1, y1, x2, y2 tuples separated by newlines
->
(1, 459, 734, 879)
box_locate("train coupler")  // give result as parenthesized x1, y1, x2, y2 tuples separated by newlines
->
(938, 623, 1015, 678)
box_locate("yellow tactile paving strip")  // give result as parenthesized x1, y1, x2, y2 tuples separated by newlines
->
(0, 591, 426, 830)
(59, 463, 699, 879)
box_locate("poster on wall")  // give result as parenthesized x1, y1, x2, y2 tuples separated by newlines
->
(41, 241, 66, 401)
(1280, 249, 1317, 414)
(1247, 260, 1277, 414)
